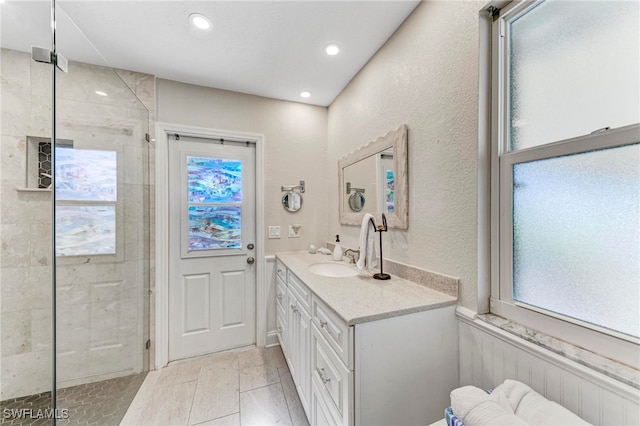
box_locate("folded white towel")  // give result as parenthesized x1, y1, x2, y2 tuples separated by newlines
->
(356, 213, 377, 271)
(450, 385, 527, 426)
(497, 379, 591, 426)
(451, 380, 592, 426)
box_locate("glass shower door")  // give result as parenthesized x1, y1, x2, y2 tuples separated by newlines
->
(52, 2, 151, 424)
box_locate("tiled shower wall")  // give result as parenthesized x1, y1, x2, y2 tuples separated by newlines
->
(0, 48, 155, 400)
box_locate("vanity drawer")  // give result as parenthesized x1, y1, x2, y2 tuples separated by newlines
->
(288, 271, 312, 313)
(276, 275, 287, 315)
(311, 323, 353, 426)
(275, 259, 287, 282)
(312, 295, 353, 370)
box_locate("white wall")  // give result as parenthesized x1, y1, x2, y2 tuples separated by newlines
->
(324, 4, 640, 423)
(327, 0, 483, 311)
(156, 79, 329, 256)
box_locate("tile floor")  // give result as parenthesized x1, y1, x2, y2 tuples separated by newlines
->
(0, 372, 147, 426)
(120, 346, 310, 426)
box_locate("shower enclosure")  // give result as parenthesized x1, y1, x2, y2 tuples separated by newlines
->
(1, 1, 152, 424)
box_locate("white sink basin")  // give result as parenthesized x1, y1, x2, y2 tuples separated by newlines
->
(308, 262, 358, 278)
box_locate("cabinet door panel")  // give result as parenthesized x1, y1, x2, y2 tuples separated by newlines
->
(286, 288, 299, 380)
(311, 323, 352, 426)
(297, 304, 312, 416)
(312, 380, 336, 426)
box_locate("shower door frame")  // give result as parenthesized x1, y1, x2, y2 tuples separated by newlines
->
(154, 122, 266, 369)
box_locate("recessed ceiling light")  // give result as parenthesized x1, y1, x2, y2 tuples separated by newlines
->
(190, 13, 212, 31)
(324, 43, 340, 56)
(95, 90, 108, 96)
(300, 91, 311, 98)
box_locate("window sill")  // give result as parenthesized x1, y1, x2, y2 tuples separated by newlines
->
(16, 187, 51, 193)
(456, 307, 640, 390)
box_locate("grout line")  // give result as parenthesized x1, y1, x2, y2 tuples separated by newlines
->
(189, 412, 241, 426)
(185, 370, 201, 426)
(237, 358, 242, 426)
(278, 381, 295, 426)
(239, 380, 282, 395)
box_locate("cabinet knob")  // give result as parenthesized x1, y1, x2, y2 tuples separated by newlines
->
(319, 320, 327, 328)
(292, 307, 299, 314)
(317, 367, 331, 384)
(277, 293, 283, 300)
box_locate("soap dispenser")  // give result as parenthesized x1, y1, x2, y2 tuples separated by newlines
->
(333, 235, 343, 261)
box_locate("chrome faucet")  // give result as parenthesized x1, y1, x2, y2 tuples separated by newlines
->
(344, 248, 360, 264)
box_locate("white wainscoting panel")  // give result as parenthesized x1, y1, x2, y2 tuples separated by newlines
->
(458, 308, 640, 426)
(265, 256, 278, 347)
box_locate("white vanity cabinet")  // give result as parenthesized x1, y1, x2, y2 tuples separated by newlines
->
(277, 260, 312, 417)
(275, 255, 458, 426)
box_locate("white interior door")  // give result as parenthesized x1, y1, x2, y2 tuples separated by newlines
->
(168, 135, 256, 361)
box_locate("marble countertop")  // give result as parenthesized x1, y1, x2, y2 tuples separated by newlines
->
(275, 251, 457, 326)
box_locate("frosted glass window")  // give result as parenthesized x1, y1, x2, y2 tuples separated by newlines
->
(509, 0, 640, 151)
(512, 144, 640, 337)
(187, 156, 242, 203)
(55, 147, 118, 256)
(188, 205, 241, 250)
(56, 205, 116, 256)
(55, 147, 117, 201)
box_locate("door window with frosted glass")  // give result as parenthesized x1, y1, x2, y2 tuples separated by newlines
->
(186, 156, 242, 251)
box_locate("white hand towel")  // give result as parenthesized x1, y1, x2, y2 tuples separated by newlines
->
(356, 213, 377, 271)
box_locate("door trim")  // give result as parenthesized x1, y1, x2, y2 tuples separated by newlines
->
(154, 122, 265, 369)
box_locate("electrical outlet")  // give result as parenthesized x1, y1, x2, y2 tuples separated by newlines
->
(288, 225, 301, 238)
(268, 226, 280, 239)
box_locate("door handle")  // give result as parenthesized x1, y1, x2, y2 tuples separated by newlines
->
(247, 257, 255, 265)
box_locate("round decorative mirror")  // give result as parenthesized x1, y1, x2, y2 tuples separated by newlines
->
(348, 192, 365, 212)
(282, 191, 303, 212)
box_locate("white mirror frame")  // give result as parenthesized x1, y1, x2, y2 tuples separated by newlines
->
(338, 125, 408, 229)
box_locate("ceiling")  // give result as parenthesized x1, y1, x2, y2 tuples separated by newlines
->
(0, 1, 420, 106)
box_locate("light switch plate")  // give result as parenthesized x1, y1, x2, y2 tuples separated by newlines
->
(268, 226, 280, 239)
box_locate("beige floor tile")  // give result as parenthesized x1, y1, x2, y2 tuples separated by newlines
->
(265, 346, 288, 369)
(157, 359, 202, 385)
(192, 413, 240, 426)
(238, 347, 271, 368)
(278, 368, 309, 426)
(199, 351, 239, 370)
(239, 363, 280, 392)
(239, 383, 292, 426)
(127, 369, 161, 411)
(189, 357, 239, 425)
(119, 407, 144, 426)
(139, 380, 197, 426)
(120, 346, 299, 426)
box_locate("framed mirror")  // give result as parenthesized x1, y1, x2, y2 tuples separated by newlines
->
(338, 125, 408, 229)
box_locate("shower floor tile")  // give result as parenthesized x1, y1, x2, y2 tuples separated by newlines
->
(1, 372, 147, 426)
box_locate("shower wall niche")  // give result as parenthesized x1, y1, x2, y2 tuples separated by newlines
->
(0, 48, 154, 400)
